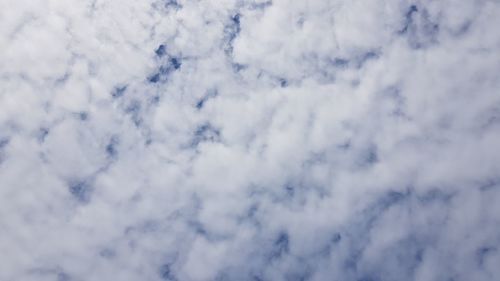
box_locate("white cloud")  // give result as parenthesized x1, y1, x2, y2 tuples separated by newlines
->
(1, 0, 500, 280)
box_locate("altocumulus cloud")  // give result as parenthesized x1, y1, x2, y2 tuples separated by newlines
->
(1, 0, 500, 280)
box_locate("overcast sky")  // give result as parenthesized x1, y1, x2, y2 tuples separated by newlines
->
(1, 0, 500, 280)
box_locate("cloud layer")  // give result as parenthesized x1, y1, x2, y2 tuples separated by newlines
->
(1, 0, 500, 280)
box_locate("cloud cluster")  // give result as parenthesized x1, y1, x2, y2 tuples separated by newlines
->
(1, 0, 500, 280)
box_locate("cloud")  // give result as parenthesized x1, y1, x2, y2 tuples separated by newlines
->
(1, 0, 500, 280)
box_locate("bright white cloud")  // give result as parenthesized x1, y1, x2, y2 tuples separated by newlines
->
(1, 0, 500, 280)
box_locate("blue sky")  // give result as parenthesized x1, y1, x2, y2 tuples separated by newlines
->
(1, 0, 500, 280)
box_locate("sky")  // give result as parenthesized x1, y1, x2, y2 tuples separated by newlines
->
(1, 0, 500, 280)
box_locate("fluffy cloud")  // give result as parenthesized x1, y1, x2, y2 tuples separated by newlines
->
(1, 0, 500, 280)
